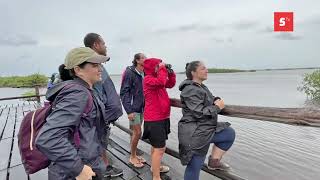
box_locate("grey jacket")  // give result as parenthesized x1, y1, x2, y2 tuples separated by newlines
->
(36, 78, 106, 179)
(178, 79, 230, 165)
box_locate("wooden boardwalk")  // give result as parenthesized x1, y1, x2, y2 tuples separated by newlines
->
(0, 102, 184, 180)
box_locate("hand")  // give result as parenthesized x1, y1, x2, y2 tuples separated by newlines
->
(159, 62, 166, 68)
(214, 99, 225, 110)
(76, 165, 95, 180)
(128, 113, 135, 121)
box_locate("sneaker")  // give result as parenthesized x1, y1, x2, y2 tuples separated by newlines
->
(104, 165, 123, 177)
(207, 156, 230, 171)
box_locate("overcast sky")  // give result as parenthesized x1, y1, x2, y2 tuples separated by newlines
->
(0, 0, 319, 76)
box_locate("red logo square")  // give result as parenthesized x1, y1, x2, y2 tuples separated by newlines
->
(274, 12, 294, 32)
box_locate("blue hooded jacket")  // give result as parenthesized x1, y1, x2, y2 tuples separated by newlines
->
(120, 65, 144, 114)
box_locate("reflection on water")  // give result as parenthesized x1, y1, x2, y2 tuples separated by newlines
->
(1, 69, 319, 180)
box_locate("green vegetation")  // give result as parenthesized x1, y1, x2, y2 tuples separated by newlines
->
(299, 70, 320, 101)
(0, 73, 48, 88)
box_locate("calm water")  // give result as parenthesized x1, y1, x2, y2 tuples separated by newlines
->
(1, 69, 319, 180)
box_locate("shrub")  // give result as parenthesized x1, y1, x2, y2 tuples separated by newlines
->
(299, 70, 320, 101)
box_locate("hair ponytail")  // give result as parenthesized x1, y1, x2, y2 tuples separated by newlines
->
(185, 61, 201, 80)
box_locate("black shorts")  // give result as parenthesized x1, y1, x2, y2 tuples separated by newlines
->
(142, 119, 170, 148)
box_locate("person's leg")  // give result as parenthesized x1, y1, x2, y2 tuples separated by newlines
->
(151, 146, 166, 180)
(184, 155, 206, 180)
(103, 126, 124, 177)
(208, 127, 235, 170)
(211, 127, 235, 158)
(129, 124, 143, 167)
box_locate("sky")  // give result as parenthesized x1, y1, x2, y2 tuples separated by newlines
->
(0, 0, 319, 76)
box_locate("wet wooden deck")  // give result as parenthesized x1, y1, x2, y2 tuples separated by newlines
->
(0, 102, 184, 180)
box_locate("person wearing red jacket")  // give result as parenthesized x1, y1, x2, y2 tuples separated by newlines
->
(142, 58, 176, 180)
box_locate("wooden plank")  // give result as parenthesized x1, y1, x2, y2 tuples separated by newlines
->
(0, 170, 6, 180)
(21, 103, 35, 116)
(29, 168, 48, 180)
(105, 150, 135, 180)
(110, 134, 184, 180)
(1, 107, 16, 140)
(7, 164, 28, 180)
(108, 138, 150, 176)
(0, 108, 9, 139)
(15, 106, 24, 137)
(10, 138, 21, 167)
(0, 138, 13, 171)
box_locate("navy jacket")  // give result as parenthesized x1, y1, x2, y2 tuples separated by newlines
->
(94, 66, 123, 123)
(36, 78, 107, 178)
(120, 66, 144, 114)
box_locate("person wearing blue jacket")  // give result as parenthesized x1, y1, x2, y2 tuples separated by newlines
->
(84, 33, 124, 177)
(120, 53, 146, 168)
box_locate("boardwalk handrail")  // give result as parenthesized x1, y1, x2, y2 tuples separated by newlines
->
(170, 98, 320, 127)
(1, 95, 319, 127)
(0, 94, 45, 101)
(0, 86, 44, 103)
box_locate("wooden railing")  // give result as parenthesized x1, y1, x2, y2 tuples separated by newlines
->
(0, 86, 45, 103)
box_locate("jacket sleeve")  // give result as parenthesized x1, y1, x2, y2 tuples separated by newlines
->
(181, 86, 221, 119)
(165, 71, 176, 88)
(101, 68, 123, 122)
(36, 86, 88, 177)
(120, 70, 134, 114)
(144, 66, 168, 89)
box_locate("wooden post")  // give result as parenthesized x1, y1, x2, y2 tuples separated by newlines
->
(35, 85, 40, 103)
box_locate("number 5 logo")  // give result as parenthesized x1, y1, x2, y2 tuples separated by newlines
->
(274, 12, 294, 32)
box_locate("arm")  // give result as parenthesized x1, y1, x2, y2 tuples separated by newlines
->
(181, 86, 221, 119)
(165, 71, 176, 88)
(36, 87, 88, 177)
(100, 68, 123, 122)
(120, 70, 134, 114)
(144, 66, 168, 89)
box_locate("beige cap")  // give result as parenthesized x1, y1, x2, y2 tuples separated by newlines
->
(64, 47, 109, 69)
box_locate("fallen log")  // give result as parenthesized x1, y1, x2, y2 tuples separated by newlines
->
(170, 98, 320, 127)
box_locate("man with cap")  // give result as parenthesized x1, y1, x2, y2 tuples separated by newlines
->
(84, 33, 124, 178)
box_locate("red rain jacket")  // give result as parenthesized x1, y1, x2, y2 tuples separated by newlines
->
(143, 58, 176, 122)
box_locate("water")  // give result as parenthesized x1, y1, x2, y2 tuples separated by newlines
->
(1, 69, 319, 179)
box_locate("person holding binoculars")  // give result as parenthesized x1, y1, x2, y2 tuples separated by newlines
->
(142, 58, 176, 180)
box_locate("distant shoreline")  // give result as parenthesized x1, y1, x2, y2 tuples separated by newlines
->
(254, 67, 320, 71)
(173, 67, 320, 75)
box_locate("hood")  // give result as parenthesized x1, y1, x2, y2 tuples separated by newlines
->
(46, 80, 71, 102)
(179, 79, 200, 91)
(46, 78, 89, 102)
(143, 58, 162, 76)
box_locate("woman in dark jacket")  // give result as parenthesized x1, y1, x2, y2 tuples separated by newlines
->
(36, 47, 109, 180)
(178, 61, 236, 180)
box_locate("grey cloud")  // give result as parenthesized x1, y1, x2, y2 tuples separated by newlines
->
(155, 21, 259, 35)
(0, 35, 38, 46)
(257, 26, 274, 33)
(232, 21, 259, 30)
(310, 16, 320, 25)
(155, 23, 218, 34)
(274, 33, 302, 40)
(211, 37, 233, 43)
(118, 37, 133, 43)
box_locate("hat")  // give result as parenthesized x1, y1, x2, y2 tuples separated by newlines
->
(64, 47, 110, 69)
